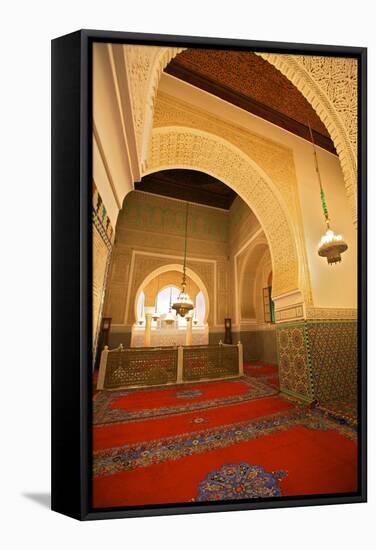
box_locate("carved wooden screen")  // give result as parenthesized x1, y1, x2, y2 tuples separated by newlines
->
(183, 345, 239, 381)
(104, 347, 178, 388)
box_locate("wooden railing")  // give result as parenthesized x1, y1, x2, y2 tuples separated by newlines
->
(97, 342, 243, 390)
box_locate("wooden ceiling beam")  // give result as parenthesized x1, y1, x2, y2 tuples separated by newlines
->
(165, 61, 337, 155)
(136, 170, 237, 210)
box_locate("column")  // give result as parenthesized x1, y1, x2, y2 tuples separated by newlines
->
(144, 306, 154, 347)
(237, 341, 244, 376)
(177, 346, 184, 383)
(97, 346, 109, 390)
(185, 314, 193, 346)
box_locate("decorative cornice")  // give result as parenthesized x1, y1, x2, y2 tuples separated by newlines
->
(275, 304, 304, 323)
(305, 307, 357, 320)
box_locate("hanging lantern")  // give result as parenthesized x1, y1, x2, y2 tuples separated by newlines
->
(308, 124, 348, 265)
(318, 229, 348, 265)
(172, 202, 194, 317)
(193, 308, 198, 326)
(172, 285, 194, 318)
(165, 287, 176, 325)
(164, 311, 176, 325)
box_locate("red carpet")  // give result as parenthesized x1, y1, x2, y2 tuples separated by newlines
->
(110, 379, 251, 411)
(93, 425, 357, 507)
(92, 366, 358, 508)
(93, 395, 293, 450)
(244, 362, 279, 388)
(93, 374, 277, 424)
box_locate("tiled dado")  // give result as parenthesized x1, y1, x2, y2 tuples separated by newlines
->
(276, 321, 312, 402)
(276, 320, 357, 403)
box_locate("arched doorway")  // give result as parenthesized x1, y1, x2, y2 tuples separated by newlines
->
(146, 126, 305, 308)
(131, 264, 210, 347)
(128, 44, 357, 225)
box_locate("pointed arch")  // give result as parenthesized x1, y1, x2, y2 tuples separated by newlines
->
(134, 263, 210, 324)
(146, 126, 302, 300)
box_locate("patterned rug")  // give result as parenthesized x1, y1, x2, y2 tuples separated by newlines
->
(92, 369, 358, 508)
(93, 375, 278, 425)
(93, 395, 295, 450)
(92, 402, 358, 507)
(93, 407, 356, 477)
(196, 463, 288, 501)
(318, 399, 358, 427)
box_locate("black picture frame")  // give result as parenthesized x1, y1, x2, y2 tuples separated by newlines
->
(51, 29, 367, 521)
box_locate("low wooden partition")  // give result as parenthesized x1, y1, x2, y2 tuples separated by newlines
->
(97, 343, 243, 390)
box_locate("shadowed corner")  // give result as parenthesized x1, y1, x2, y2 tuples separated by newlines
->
(22, 493, 51, 509)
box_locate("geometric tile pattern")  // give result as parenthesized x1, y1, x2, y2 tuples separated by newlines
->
(276, 322, 313, 402)
(307, 321, 357, 402)
(276, 320, 357, 404)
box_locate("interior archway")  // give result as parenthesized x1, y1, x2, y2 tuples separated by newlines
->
(92, 44, 360, 508)
(146, 126, 302, 302)
(256, 52, 357, 225)
(142, 47, 357, 225)
(240, 242, 270, 320)
(134, 262, 210, 325)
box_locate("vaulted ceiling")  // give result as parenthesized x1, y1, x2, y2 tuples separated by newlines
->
(136, 169, 237, 210)
(165, 49, 336, 154)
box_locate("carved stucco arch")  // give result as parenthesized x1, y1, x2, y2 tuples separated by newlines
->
(134, 263, 210, 324)
(132, 47, 357, 226)
(124, 46, 185, 172)
(146, 126, 301, 300)
(256, 53, 357, 226)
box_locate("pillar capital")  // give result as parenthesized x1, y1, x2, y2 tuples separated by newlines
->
(144, 306, 155, 317)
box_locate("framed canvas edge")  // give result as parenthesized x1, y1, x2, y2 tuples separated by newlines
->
(51, 29, 367, 521)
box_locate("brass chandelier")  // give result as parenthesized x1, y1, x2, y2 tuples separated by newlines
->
(164, 287, 176, 325)
(309, 124, 348, 265)
(172, 202, 194, 317)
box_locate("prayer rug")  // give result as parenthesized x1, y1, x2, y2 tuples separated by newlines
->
(93, 375, 277, 425)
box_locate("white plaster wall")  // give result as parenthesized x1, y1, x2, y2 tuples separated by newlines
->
(158, 73, 357, 309)
(93, 43, 135, 221)
(293, 141, 357, 308)
(93, 136, 119, 226)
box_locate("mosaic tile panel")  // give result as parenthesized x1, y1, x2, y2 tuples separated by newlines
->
(276, 320, 358, 404)
(307, 321, 357, 402)
(276, 322, 312, 402)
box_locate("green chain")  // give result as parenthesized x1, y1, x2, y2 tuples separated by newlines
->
(320, 189, 329, 219)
